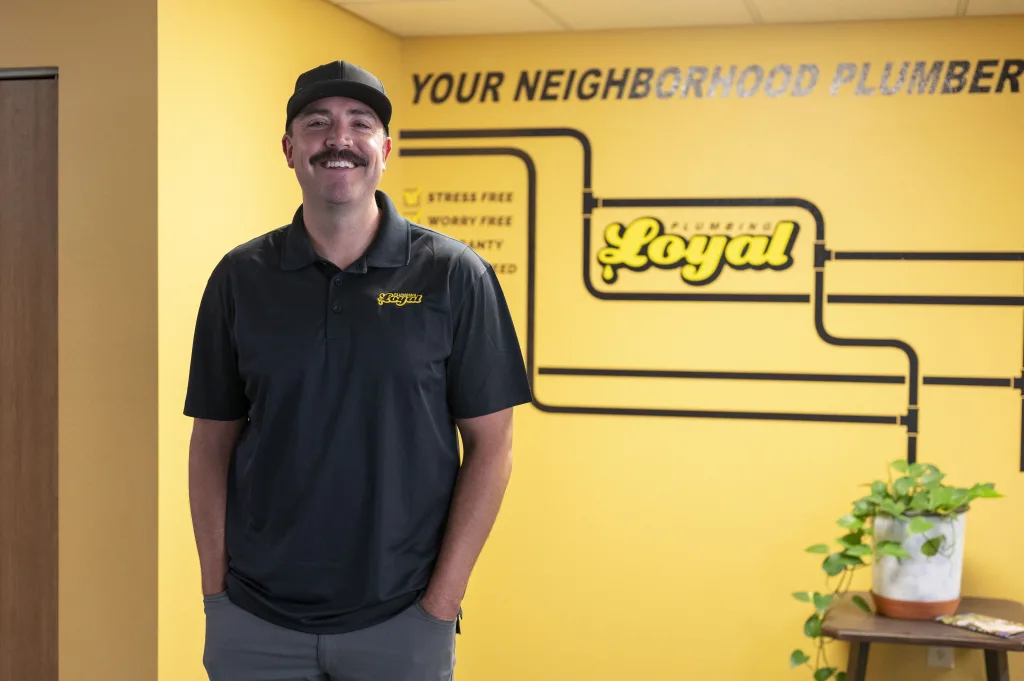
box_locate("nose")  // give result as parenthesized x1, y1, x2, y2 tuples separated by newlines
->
(325, 122, 355, 149)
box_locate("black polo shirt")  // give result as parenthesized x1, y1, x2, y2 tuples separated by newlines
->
(183, 190, 532, 634)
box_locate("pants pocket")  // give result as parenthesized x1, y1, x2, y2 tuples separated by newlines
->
(332, 601, 457, 681)
(203, 597, 321, 680)
(412, 600, 458, 627)
(203, 590, 229, 603)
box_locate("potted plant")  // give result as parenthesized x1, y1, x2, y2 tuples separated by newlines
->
(789, 459, 1002, 681)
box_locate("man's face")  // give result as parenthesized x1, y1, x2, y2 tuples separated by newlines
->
(282, 96, 392, 207)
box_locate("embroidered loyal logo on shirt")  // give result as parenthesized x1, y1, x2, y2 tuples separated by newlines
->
(377, 292, 423, 307)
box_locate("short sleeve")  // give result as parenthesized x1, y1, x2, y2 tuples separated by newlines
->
(446, 253, 532, 419)
(183, 255, 249, 421)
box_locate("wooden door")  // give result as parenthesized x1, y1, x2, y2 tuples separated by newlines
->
(0, 69, 59, 681)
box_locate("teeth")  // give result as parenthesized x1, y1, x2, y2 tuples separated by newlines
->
(324, 160, 355, 168)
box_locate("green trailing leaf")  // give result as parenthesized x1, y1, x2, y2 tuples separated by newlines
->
(970, 483, 1002, 499)
(837, 533, 862, 549)
(838, 514, 863, 531)
(909, 516, 934, 534)
(845, 544, 872, 557)
(813, 592, 833, 612)
(871, 481, 887, 498)
(806, 544, 830, 554)
(793, 591, 811, 602)
(949, 488, 969, 510)
(814, 667, 837, 681)
(909, 494, 931, 512)
(920, 470, 945, 487)
(891, 459, 910, 474)
(804, 613, 822, 638)
(837, 673, 846, 681)
(852, 595, 872, 613)
(822, 553, 846, 577)
(894, 476, 914, 497)
(921, 536, 944, 557)
(790, 650, 810, 668)
(852, 499, 874, 518)
(839, 555, 864, 568)
(880, 499, 905, 518)
(908, 462, 927, 478)
(876, 541, 912, 560)
(930, 487, 953, 511)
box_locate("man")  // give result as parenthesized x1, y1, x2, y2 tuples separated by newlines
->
(184, 60, 532, 681)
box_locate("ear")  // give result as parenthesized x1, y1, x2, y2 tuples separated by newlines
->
(380, 135, 392, 170)
(282, 134, 295, 169)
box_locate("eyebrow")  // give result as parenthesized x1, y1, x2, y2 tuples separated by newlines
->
(300, 107, 332, 119)
(299, 107, 377, 121)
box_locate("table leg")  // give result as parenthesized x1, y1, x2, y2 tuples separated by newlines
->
(846, 642, 870, 681)
(985, 650, 1009, 681)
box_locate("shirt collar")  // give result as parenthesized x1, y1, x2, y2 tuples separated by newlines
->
(280, 190, 411, 272)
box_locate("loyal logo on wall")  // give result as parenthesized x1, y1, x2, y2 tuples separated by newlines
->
(583, 200, 812, 297)
(596, 216, 798, 286)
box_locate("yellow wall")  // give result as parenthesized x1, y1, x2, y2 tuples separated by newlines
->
(0, 1, 159, 680)
(156, 5, 1024, 681)
(396, 15, 1024, 681)
(157, 0, 402, 679)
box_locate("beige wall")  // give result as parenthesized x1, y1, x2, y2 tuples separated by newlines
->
(0, 1, 158, 681)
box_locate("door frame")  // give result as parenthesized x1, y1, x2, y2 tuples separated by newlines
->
(0, 67, 58, 80)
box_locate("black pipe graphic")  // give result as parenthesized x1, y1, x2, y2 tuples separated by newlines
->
(398, 128, 1024, 468)
(539, 367, 905, 385)
(831, 294, 1023, 306)
(400, 145, 897, 427)
(815, 266, 922, 462)
(835, 251, 1024, 262)
(581, 194, 922, 457)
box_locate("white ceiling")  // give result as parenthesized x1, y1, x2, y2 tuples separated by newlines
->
(328, 0, 1024, 37)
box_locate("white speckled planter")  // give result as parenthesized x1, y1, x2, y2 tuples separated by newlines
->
(871, 512, 966, 619)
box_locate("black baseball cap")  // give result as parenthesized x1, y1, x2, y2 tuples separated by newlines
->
(286, 61, 392, 134)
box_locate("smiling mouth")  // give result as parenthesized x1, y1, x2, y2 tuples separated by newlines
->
(321, 159, 358, 169)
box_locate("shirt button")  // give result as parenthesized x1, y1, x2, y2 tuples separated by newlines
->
(333, 276, 343, 286)
(332, 305, 342, 314)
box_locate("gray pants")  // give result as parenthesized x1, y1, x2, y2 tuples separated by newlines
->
(202, 591, 457, 681)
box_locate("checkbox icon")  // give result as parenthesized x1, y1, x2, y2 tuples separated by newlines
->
(402, 188, 422, 207)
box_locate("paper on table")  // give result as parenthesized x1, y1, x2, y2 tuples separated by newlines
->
(936, 613, 1024, 638)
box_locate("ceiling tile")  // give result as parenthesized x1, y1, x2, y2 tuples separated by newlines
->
(965, 0, 1024, 15)
(327, 0, 1022, 37)
(753, 0, 960, 23)
(334, 0, 564, 36)
(536, 0, 754, 30)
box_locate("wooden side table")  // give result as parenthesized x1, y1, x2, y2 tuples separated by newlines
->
(821, 591, 1024, 681)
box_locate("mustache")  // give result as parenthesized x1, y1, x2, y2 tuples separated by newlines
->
(311, 148, 367, 166)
